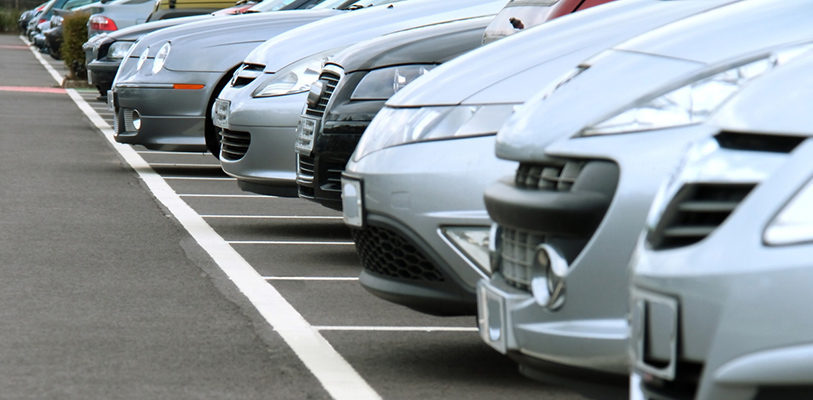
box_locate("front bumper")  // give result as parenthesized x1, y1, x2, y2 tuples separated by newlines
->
(111, 70, 219, 152)
(480, 125, 719, 376)
(630, 133, 813, 400)
(217, 92, 306, 196)
(87, 59, 120, 93)
(344, 135, 516, 316)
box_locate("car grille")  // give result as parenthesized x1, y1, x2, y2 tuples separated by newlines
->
(304, 68, 341, 118)
(219, 129, 250, 161)
(230, 63, 265, 88)
(297, 154, 315, 184)
(499, 228, 544, 291)
(352, 226, 445, 282)
(515, 161, 584, 191)
(714, 131, 805, 153)
(647, 183, 756, 250)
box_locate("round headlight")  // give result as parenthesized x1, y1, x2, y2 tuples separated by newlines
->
(152, 42, 171, 75)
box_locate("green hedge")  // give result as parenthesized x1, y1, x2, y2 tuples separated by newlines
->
(0, 7, 21, 32)
(61, 11, 89, 80)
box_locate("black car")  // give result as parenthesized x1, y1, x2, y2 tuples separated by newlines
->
(294, 16, 491, 210)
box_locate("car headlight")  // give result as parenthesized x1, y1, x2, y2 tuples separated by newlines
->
(764, 173, 813, 246)
(107, 40, 134, 60)
(136, 47, 149, 71)
(252, 49, 336, 98)
(151, 42, 171, 75)
(353, 104, 515, 161)
(581, 43, 813, 136)
(350, 65, 436, 100)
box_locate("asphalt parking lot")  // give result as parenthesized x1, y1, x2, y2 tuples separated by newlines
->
(0, 33, 591, 400)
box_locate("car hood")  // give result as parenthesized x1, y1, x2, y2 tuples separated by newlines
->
(242, 0, 506, 72)
(126, 9, 341, 72)
(712, 52, 813, 137)
(616, 0, 813, 65)
(107, 13, 214, 41)
(495, 0, 813, 162)
(331, 16, 492, 73)
(384, 0, 736, 108)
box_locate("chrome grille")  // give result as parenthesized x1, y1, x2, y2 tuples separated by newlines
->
(324, 166, 343, 192)
(648, 183, 756, 250)
(297, 154, 315, 183)
(304, 68, 341, 118)
(515, 161, 584, 191)
(219, 129, 250, 161)
(499, 228, 544, 291)
(230, 63, 265, 87)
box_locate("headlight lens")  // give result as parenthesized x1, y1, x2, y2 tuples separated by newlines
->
(581, 44, 813, 136)
(107, 41, 134, 60)
(151, 42, 171, 75)
(351, 65, 436, 100)
(136, 47, 149, 71)
(353, 104, 515, 161)
(253, 50, 335, 98)
(764, 174, 813, 246)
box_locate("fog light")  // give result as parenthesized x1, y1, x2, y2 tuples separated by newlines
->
(530, 243, 568, 310)
(442, 226, 491, 274)
(132, 110, 141, 131)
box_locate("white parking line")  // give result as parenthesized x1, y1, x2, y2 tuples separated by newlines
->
(164, 177, 236, 181)
(228, 241, 355, 245)
(314, 326, 478, 332)
(179, 194, 273, 198)
(149, 163, 222, 168)
(37, 41, 381, 400)
(265, 277, 359, 281)
(202, 215, 342, 219)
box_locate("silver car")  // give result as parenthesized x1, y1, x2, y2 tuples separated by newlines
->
(630, 53, 813, 400)
(109, 0, 348, 153)
(212, 0, 506, 196)
(478, 0, 813, 383)
(339, 0, 736, 318)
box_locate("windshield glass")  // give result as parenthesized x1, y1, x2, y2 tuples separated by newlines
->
(249, 0, 308, 12)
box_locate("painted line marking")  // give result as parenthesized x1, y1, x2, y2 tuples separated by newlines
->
(228, 241, 354, 245)
(163, 177, 236, 181)
(0, 44, 30, 50)
(149, 163, 222, 168)
(264, 277, 359, 281)
(202, 215, 342, 220)
(179, 194, 273, 198)
(138, 150, 210, 155)
(34, 38, 381, 400)
(0, 85, 66, 94)
(313, 326, 478, 332)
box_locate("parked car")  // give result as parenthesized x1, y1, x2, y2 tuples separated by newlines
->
(295, 0, 603, 212)
(338, 0, 735, 320)
(83, 0, 337, 97)
(85, 0, 156, 38)
(29, 0, 97, 53)
(108, 0, 371, 153)
(18, 1, 49, 33)
(630, 52, 813, 400)
(477, 0, 813, 387)
(211, 0, 506, 195)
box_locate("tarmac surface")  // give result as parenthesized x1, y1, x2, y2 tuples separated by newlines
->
(0, 32, 603, 400)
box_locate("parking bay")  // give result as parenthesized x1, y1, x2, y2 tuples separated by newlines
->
(31, 44, 589, 400)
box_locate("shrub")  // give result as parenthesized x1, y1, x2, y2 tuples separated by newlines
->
(61, 11, 89, 80)
(0, 7, 21, 32)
